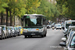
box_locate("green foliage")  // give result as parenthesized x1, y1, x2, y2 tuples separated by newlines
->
(0, 0, 8, 12)
(56, 0, 75, 19)
(37, 0, 60, 20)
(0, 0, 60, 20)
(25, 0, 41, 14)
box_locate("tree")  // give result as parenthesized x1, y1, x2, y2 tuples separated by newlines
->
(0, 0, 8, 25)
(56, 0, 75, 19)
(25, 0, 41, 14)
(37, 0, 60, 21)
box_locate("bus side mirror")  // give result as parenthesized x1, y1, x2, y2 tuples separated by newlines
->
(21, 16, 26, 21)
(21, 18, 23, 21)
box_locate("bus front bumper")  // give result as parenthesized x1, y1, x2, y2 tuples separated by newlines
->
(23, 32, 43, 36)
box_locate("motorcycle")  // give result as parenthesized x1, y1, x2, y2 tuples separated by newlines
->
(52, 27, 55, 30)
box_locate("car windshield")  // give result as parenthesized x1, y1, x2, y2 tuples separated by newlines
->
(66, 22, 75, 28)
(18, 27, 21, 29)
(58, 25, 61, 26)
(3, 27, 6, 30)
(16, 27, 19, 29)
(52, 23, 54, 25)
(11, 28, 14, 30)
(56, 24, 61, 27)
(7, 28, 10, 30)
(15, 27, 18, 30)
(70, 36, 75, 48)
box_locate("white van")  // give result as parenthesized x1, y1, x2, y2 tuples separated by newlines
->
(64, 20, 75, 34)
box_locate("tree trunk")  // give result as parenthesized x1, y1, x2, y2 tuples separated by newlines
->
(10, 10, 12, 26)
(6, 8, 8, 26)
(1, 12, 3, 25)
(14, 9, 15, 26)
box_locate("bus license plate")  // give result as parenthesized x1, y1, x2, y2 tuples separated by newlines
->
(31, 33, 35, 35)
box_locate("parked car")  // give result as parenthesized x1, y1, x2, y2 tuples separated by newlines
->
(61, 27, 75, 43)
(0, 26, 5, 39)
(66, 26, 75, 38)
(61, 26, 73, 43)
(14, 27, 20, 36)
(7, 27, 11, 37)
(7, 26, 14, 37)
(11, 27, 16, 37)
(0, 25, 8, 39)
(60, 28, 75, 50)
(15, 26, 23, 35)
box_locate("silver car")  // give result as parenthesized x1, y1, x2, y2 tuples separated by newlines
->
(60, 28, 75, 50)
(11, 27, 17, 37)
(14, 27, 20, 36)
(0, 25, 8, 39)
(7, 26, 13, 37)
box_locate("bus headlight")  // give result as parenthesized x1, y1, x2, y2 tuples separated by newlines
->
(39, 28, 44, 32)
(23, 29, 28, 32)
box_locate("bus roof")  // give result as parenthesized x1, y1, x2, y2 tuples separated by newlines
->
(23, 14, 45, 17)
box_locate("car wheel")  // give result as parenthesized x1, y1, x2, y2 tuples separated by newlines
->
(2, 33, 5, 39)
(9, 34, 11, 38)
(18, 32, 21, 36)
(18, 34, 21, 36)
(5, 34, 8, 39)
(13, 34, 16, 37)
(10, 33, 12, 37)
(28, 35, 32, 38)
(0, 35, 3, 40)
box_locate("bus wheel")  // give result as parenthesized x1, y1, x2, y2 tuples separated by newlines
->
(44, 34, 46, 37)
(41, 35, 44, 38)
(24, 35, 27, 38)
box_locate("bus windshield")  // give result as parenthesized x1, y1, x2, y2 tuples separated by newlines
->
(25, 15, 42, 27)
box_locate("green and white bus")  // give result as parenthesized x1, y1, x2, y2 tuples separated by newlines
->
(21, 14, 47, 38)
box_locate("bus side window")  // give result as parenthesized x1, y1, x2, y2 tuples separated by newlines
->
(43, 18, 47, 25)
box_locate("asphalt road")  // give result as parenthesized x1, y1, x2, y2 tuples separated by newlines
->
(0, 29, 64, 50)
